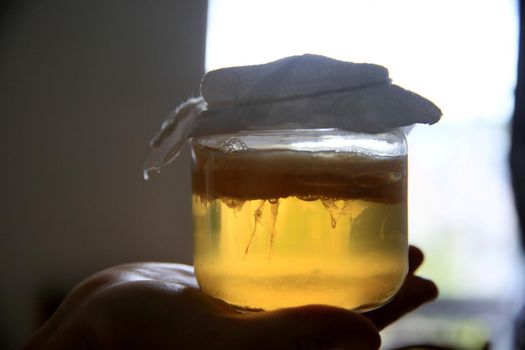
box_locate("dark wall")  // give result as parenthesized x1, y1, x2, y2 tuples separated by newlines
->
(0, 1, 207, 348)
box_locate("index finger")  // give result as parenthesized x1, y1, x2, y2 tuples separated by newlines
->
(408, 245, 424, 274)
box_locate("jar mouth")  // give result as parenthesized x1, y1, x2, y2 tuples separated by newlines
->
(192, 127, 407, 157)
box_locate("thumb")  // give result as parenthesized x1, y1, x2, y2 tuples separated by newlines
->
(229, 305, 380, 350)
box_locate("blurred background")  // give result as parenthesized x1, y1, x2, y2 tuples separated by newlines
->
(0, 0, 523, 349)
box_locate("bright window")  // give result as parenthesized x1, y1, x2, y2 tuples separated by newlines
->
(206, 0, 518, 124)
(206, 0, 521, 346)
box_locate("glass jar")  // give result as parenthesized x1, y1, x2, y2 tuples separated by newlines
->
(190, 128, 408, 312)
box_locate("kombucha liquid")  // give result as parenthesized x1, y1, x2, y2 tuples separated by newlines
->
(191, 141, 407, 311)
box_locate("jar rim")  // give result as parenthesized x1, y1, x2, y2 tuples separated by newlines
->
(192, 127, 407, 157)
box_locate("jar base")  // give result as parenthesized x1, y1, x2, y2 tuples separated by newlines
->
(219, 293, 398, 314)
(198, 272, 405, 314)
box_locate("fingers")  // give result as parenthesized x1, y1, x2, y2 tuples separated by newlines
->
(408, 245, 424, 274)
(364, 275, 438, 330)
(231, 305, 381, 350)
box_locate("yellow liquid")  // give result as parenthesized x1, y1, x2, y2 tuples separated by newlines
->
(193, 195, 407, 311)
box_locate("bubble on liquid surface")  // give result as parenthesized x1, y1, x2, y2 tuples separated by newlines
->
(219, 137, 248, 153)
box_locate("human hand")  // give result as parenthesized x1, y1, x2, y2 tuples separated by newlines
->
(24, 246, 437, 350)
